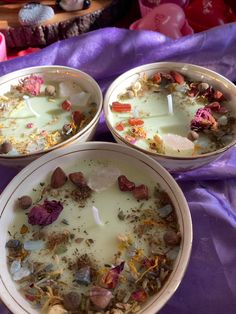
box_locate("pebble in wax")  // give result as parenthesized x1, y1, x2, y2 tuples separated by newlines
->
(6, 158, 180, 313)
(0, 73, 97, 156)
(110, 71, 235, 156)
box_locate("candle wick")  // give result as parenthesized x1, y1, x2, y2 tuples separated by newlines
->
(167, 94, 174, 115)
(23, 95, 40, 117)
(92, 206, 103, 226)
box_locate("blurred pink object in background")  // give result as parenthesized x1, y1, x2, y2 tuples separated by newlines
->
(139, 0, 189, 16)
(130, 3, 193, 39)
(0, 33, 7, 62)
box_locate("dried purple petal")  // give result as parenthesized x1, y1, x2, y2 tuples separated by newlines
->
(28, 200, 63, 226)
(101, 261, 125, 289)
(190, 107, 218, 131)
(63, 292, 81, 311)
(90, 286, 113, 309)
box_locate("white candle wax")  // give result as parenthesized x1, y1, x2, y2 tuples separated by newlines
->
(0, 71, 97, 155)
(7, 157, 180, 312)
(109, 71, 233, 156)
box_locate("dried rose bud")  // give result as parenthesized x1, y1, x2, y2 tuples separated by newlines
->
(63, 292, 81, 311)
(45, 85, 56, 97)
(163, 230, 180, 246)
(118, 175, 135, 191)
(61, 99, 72, 111)
(73, 110, 85, 125)
(1, 141, 12, 154)
(18, 195, 32, 209)
(170, 71, 185, 85)
(132, 185, 149, 200)
(101, 261, 125, 289)
(69, 172, 87, 187)
(28, 200, 63, 226)
(51, 167, 67, 188)
(152, 72, 161, 84)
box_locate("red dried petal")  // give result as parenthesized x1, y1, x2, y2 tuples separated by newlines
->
(131, 290, 148, 303)
(115, 122, 125, 131)
(213, 90, 223, 100)
(101, 261, 125, 289)
(152, 73, 161, 84)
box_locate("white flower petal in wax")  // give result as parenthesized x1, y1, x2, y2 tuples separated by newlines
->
(69, 91, 91, 108)
(87, 166, 121, 192)
(162, 134, 194, 157)
(59, 81, 83, 98)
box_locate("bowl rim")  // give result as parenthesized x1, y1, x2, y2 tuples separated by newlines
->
(0, 141, 193, 314)
(103, 61, 236, 160)
(0, 65, 103, 160)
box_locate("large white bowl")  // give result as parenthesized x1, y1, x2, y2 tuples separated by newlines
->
(0, 66, 103, 168)
(0, 142, 192, 314)
(104, 62, 236, 172)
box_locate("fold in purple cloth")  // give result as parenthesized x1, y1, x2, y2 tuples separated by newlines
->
(1, 24, 236, 314)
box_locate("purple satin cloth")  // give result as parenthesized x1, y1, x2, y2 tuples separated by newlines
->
(1, 24, 236, 314)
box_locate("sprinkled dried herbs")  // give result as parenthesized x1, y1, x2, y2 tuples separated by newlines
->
(5, 162, 181, 313)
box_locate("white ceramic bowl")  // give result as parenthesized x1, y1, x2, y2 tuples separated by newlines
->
(0, 142, 192, 314)
(0, 66, 103, 168)
(104, 62, 236, 172)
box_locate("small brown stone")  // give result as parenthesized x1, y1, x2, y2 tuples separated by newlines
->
(51, 167, 67, 188)
(69, 172, 87, 187)
(1, 141, 12, 154)
(163, 230, 180, 246)
(187, 130, 199, 141)
(63, 292, 81, 311)
(18, 195, 32, 209)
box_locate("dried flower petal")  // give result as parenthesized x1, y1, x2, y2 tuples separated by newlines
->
(28, 200, 63, 226)
(205, 102, 228, 114)
(17, 74, 44, 96)
(131, 289, 148, 303)
(101, 261, 125, 289)
(190, 107, 218, 131)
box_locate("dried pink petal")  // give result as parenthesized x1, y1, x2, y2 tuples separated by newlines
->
(17, 74, 44, 96)
(101, 261, 125, 289)
(190, 107, 218, 131)
(205, 102, 228, 114)
(90, 286, 113, 309)
(131, 289, 148, 303)
(28, 200, 63, 226)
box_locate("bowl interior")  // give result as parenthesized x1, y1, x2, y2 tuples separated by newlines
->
(104, 62, 236, 160)
(0, 66, 103, 159)
(0, 142, 192, 314)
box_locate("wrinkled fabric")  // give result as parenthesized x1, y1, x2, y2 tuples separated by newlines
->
(1, 25, 236, 314)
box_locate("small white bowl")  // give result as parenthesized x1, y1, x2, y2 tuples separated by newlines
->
(0, 142, 192, 314)
(104, 62, 236, 172)
(0, 66, 103, 168)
